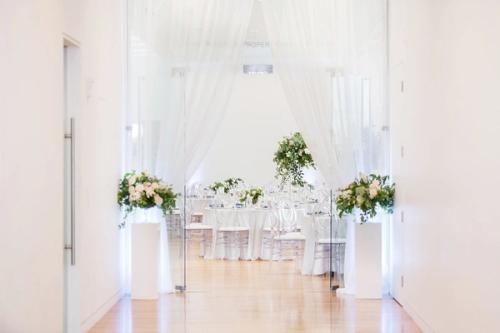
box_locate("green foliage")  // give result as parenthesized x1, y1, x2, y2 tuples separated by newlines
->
(117, 171, 177, 228)
(273, 132, 315, 187)
(335, 174, 395, 223)
(239, 188, 264, 205)
(208, 177, 244, 194)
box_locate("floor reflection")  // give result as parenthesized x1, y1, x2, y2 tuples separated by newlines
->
(90, 251, 420, 333)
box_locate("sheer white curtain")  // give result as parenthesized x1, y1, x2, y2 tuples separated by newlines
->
(127, 0, 254, 293)
(262, 0, 388, 294)
(150, 0, 255, 191)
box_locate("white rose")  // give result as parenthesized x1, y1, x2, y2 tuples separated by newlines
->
(154, 195, 163, 205)
(369, 188, 378, 199)
(371, 179, 381, 190)
(145, 187, 155, 198)
(129, 175, 137, 185)
(151, 182, 159, 190)
(135, 184, 144, 192)
(130, 192, 140, 201)
(356, 195, 364, 205)
(304, 148, 310, 154)
(128, 186, 135, 194)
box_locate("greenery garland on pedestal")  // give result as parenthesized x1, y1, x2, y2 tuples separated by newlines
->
(117, 171, 177, 228)
(208, 177, 244, 194)
(335, 173, 395, 223)
(239, 188, 264, 205)
(273, 132, 315, 187)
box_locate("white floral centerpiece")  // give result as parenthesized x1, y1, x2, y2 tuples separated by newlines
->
(117, 171, 177, 228)
(273, 132, 315, 187)
(208, 177, 244, 194)
(239, 187, 264, 206)
(335, 173, 395, 223)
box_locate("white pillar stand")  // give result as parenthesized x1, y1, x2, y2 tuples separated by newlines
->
(131, 223, 160, 300)
(354, 222, 382, 299)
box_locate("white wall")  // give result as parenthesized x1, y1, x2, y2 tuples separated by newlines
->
(195, 73, 299, 186)
(390, 0, 500, 331)
(63, 0, 125, 331)
(0, 1, 64, 332)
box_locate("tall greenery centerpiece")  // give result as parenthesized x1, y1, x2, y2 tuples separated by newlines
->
(335, 174, 395, 223)
(273, 132, 315, 187)
(117, 171, 177, 228)
(239, 188, 264, 206)
(208, 177, 244, 194)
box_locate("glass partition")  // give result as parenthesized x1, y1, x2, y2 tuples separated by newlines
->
(126, 0, 187, 292)
(125, 0, 388, 297)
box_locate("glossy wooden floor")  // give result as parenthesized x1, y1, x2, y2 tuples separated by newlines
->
(89, 249, 420, 333)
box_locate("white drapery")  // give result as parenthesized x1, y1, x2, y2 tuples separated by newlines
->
(127, 0, 254, 293)
(150, 0, 255, 191)
(262, 0, 388, 294)
(127, 0, 388, 294)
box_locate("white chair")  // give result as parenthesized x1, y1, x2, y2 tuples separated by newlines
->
(260, 207, 281, 258)
(165, 209, 182, 237)
(185, 223, 213, 257)
(270, 204, 305, 263)
(312, 216, 347, 286)
(216, 226, 249, 260)
(272, 232, 306, 268)
(190, 212, 203, 224)
(213, 210, 250, 260)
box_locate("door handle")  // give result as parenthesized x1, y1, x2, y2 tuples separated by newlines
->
(64, 118, 76, 265)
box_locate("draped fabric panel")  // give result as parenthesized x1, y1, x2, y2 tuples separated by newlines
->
(151, 0, 255, 191)
(126, 0, 388, 295)
(127, 0, 254, 293)
(262, 0, 388, 294)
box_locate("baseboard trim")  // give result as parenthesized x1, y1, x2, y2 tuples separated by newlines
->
(80, 289, 124, 332)
(403, 301, 435, 333)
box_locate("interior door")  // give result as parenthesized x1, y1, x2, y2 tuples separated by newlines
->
(63, 40, 81, 333)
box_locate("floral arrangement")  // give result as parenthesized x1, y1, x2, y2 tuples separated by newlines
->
(273, 132, 315, 187)
(335, 173, 395, 223)
(208, 177, 244, 194)
(117, 171, 177, 227)
(239, 188, 264, 205)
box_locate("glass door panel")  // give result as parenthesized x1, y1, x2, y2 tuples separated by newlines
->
(127, 0, 187, 293)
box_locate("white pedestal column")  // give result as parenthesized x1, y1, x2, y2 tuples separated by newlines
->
(354, 222, 382, 299)
(131, 223, 160, 300)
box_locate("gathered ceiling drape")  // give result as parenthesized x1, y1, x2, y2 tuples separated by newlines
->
(262, 0, 388, 294)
